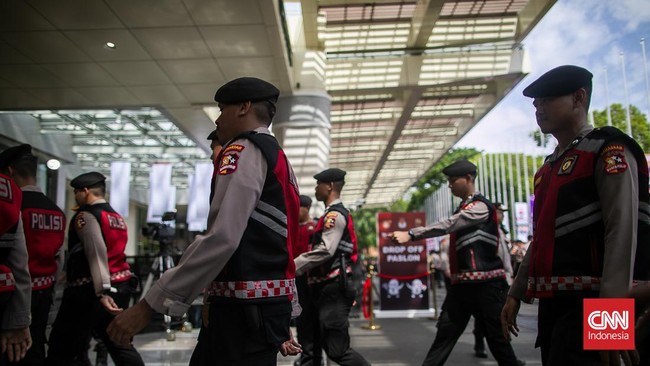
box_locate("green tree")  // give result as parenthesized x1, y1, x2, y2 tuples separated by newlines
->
(593, 104, 650, 151)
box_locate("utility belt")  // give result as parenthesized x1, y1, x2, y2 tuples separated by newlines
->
(32, 275, 55, 290)
(307, 265, 352, 285)
(451, 268, 506, 284)
(528, 275, 650, 293)
(207, 278, 295, 300)
(67, 270, 132, 288)
(0, 270, 15, 293)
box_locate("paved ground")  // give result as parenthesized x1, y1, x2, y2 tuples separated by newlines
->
(94, 286, 543, 365)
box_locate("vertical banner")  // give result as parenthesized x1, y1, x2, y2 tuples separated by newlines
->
(110, 161, 131, 217)
(514, 202, 529, 241)
(187, 162, 213, 231)
(147, 163, 173, 223)
(376, 212, 431, 317)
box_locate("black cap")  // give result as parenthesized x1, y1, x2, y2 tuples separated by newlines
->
(214, 77, 280, 105)
(442, 160, 477, 177)
(0, 144, 33, 169)
(523, 65, 593, 98)
(495, 202, 508, 211)
(314, 168, 346, 182)
(70, 172, 106, 189)
(206, 129, 218, 140)
(299, 195, 312, 207)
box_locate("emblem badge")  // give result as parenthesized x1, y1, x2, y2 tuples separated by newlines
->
(558, 155, 578, 176)
(602, 145, 628, 175)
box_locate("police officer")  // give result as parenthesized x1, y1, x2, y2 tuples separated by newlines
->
(45, 172, 143, 366)
(294, 168, 370, 366)
(391, 159, 522, 366)
(501, 65, 648, 365)
(0, 145, 65, 366)
(107, 77, 302, 365)
(207, 129, 222, 164)
(293, 195, 322, 366)
(0, 153, 32, 364)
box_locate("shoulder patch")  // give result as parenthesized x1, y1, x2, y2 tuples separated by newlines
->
(557, 155, 579, 176)
(75, 214, 86, 230)
(218, 144, 245, 175)
(462, 202, 477, 210)
(602, 145, 628, 175)
(324, 211, 338, 229)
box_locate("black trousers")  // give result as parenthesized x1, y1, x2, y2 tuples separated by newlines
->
(45, 282, 143, 366)
(189, 300, 291, 366)
(295, 275, 323, 366)
(537, 297, 601, 366)
(10, 287, 54, 366)
(422, 280, 519, 366)
(308, 280, 369, 366)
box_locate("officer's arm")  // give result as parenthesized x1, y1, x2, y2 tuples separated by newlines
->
(596, 143, 639, 298)
(2, 217, 31, 329)
(144, 139, 266, 316)
(410, 201, 489, 240)
(508, 247, 534, 304)
(295, 213, 346, 275)
(76, 212, 112, 296)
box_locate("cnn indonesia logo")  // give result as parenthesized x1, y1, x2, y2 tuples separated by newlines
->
(583, 298, 635, 350)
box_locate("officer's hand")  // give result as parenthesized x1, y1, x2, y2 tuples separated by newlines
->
(107, 300, 153, 347)
(99, 295, 123, 315)
(500, 295, 521, 341)
(0, 327, 31, 362)
(390, 231, 411, 244)
(599, 350, 640, 366)
(279, 333, 301, 356)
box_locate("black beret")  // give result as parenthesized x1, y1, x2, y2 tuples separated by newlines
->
(0, 144, 33, 169)
(70, 171, 106, 189)
(314, 168, 346, 182)
(206, 129, 218, 140)
(299, 195, 312, 207)
(442, 160, 476, 177)
(523, 65, 593, 98)
(214, 77, 280, 105)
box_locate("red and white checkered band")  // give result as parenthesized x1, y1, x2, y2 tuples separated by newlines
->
(207, 278, 295, 299)
(528, 276, 601, 292)
(32, 275, 55, 290)
(308, 266, 352, 285)
(68, 270, 132, 288)
(110, 270, 132, 283)
(0, 272, 16, 292)
(451, 269, 506, 283)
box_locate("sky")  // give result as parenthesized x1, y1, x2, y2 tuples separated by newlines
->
(455, 0, 650, 155)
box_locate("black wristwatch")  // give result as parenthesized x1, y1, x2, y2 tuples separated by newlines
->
(408, 229, 416, 241)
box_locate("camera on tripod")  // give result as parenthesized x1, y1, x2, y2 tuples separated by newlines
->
(142, 211, 176, 256)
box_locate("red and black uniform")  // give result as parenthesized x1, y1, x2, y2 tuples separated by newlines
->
(0, 173, 22, 295)
(47, 202, 142, 366)
(20, 186, 65, 366)
(448, 195, 505, 284)
(409, 193, 520, 366)
(511, 126, 650, 365)
(295, 201, 369, 366)
(66, 203, 131, 286)
(527, 127, 650, 298)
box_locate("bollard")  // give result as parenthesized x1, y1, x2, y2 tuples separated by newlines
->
(429, 270, 439, 320)
(362, 264, 382, 330)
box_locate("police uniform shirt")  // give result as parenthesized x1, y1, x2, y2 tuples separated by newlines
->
(409, 196, 490, 240)
(145, 127, 275, 316)
(22, 185, 65, 278)
(294, 198, 347, 276)
(0, 216, 31, 329)
(509, 124, 639, 301)
(75, 199, 114, 296)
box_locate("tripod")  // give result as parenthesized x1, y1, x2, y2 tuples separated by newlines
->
(139, 239, 190, 341)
